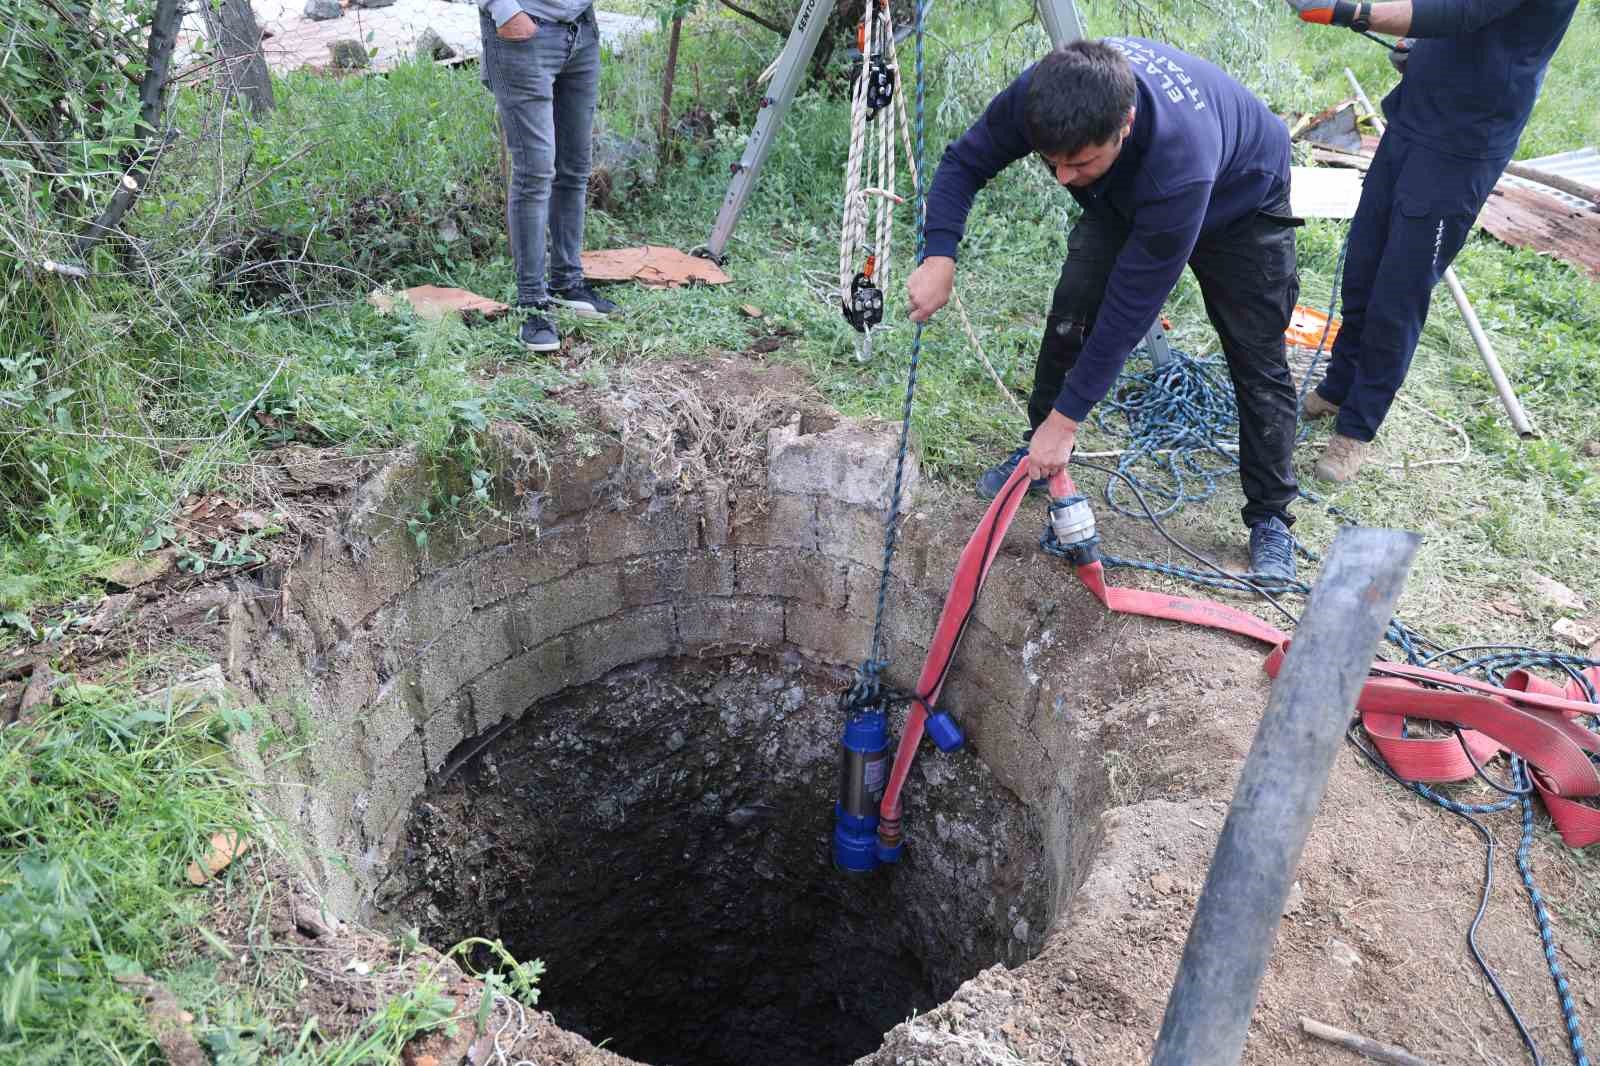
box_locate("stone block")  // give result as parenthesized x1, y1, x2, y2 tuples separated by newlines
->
(784, 603, 875, 667)
(584, 504, 692, 564)
(675, 596, 785, 653)
(736, 548, 847, 608)
(510, 564, 622, 650)
(815, 497, 896, 571)
(766, 420, 919, 509)
(468, 638, 571, 725)
(567, 605, 675, 684)
(621, 553, 688, 608)
(416, 604, 517, 709)
(687, 549, 736, 597)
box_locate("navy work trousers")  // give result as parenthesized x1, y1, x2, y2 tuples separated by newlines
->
(1315, 127, 1509, 442)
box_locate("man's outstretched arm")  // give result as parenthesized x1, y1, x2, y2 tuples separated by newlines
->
(1284, 0, 1525, 37)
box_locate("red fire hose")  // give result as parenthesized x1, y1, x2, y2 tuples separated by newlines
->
(878, 465, 1600, 849)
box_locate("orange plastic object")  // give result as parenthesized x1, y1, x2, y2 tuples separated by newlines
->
(1285, 304, 1341, 350)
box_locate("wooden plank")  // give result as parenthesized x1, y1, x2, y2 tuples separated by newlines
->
(1477, 181, 1600, 280)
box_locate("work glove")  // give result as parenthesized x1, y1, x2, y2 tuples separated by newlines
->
(1389, 37, 1414, 74)
(1282, 0, 1361, 25)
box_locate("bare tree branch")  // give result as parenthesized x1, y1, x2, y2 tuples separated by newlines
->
(716, 0, 786, 35)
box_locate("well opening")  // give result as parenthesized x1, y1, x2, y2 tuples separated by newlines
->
(240, 403, 1118, 1063)
(387, 652, 1049, 1066)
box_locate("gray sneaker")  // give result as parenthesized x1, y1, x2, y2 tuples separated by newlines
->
(549, 283, 618, 319)
(520, 312, 559, 353)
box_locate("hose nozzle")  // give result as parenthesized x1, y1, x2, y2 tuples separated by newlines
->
(1046, 494, 1101, 566)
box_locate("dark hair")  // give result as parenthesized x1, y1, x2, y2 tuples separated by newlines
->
(1024, 40, 1136, 158)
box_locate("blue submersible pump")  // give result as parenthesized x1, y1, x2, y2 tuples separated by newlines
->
(832, 703, 889, 873)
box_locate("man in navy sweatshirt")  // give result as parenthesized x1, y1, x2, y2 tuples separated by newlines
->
(1286, 0, 1576, 481)
(907, 38, 1301, 578)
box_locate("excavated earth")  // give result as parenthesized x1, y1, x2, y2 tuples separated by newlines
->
(212, 360, 1598, 1065)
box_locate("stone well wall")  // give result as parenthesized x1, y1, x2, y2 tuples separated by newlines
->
(236, 410, 1115, 926)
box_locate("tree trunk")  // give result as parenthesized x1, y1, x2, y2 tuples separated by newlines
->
(201, 0, 275, 116)
(657, 15, 683, 162)
(72, 0, 184, 258)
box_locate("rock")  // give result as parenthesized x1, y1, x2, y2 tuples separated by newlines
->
(304, 0, 341, 19)
(1552, 617, 1598, 650)
(1489, 597, 1526, 619)
(1530, 573, 1585, 614)
(1012, 917, 1030, 941)
(1283, 879, 1305, 917)
(1326, 937, 1362, 974)
(414, 27, 458, 61)
(99, 548, 177, 590)
(328, 39, 369, 69)
(352, 0, 395, 8)
(1584, 439, 1600, 458)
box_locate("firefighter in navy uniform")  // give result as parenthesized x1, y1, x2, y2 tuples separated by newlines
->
(1286, 0, 1578, 481)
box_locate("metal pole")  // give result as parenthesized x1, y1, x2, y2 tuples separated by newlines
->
(698, 0, 834, 261)
(1149, 526, 1420, 1066)
(1037, 0, 1086, 46)
(1342, 67, 1536, 438)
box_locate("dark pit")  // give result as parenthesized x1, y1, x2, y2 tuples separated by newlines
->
(387, 654, 1050, 1066)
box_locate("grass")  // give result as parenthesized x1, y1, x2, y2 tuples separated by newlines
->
(0, 679, 254, 1063)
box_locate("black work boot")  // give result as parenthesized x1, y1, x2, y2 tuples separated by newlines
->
(976, 446, 1048, 500)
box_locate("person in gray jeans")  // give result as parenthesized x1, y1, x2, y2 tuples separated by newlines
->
(479, 0, 617, 351)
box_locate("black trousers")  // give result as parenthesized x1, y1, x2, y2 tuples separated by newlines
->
(1026, 191, 1302, 529)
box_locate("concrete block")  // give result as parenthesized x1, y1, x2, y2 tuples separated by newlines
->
(621, 553, 689, 608)
(510, 564, 623, 650)
(584, 504, 693, 564)
(687, 549, 736, 597)
(767, 420, 919, 509)
(421, 695, 472, 773)
(416, 604, 517, 710)
(675, 596, 785, 653)
(360, 730, 423, 859)
(815, 496, 896, 572)
(566, 605, 675, 684)
(540, 441, 625, 517)
(699, 480, 731, 547)
(784, 603, 875, 668)
(736, 548, 847, 608)
(468, 638, 571, 725)
(467, 528, 586, 602)
(730, 492, 815, 551)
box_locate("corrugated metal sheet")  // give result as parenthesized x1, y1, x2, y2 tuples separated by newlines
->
(1503, 147, 1600, 211)
(1522, 147, 1600, 187)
